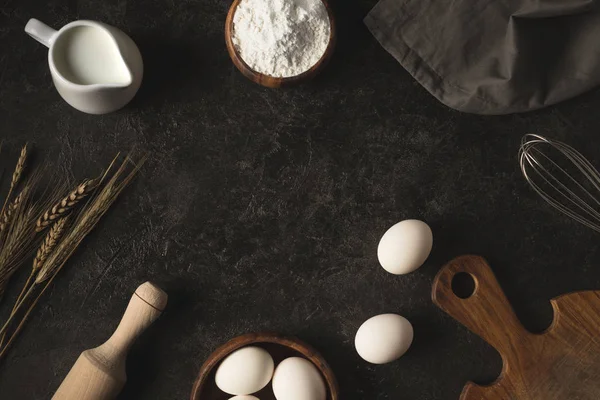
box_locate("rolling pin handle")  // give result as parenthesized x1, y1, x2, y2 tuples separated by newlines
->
(52, 282, 167, 400)
(103, 282, 168, 354)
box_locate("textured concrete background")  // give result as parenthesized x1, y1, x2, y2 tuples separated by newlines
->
(2, 0, 600, 399)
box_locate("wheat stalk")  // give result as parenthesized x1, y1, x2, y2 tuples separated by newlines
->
(5, 217, 70, 324)
(0, 175, 65, 301)
(36, 156, 144, 284)
(0, 276, 53, 359)
(0, 154, 145, 356)
(36, 178, 98, 232)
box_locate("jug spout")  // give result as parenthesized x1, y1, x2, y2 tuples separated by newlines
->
(84, 42, 134, 89)
(88, 67, 133, 90)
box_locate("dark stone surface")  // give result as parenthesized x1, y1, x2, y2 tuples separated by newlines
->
(1, 0, 600, 399)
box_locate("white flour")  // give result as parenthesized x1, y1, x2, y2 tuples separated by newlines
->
(232, 0, 331, 78)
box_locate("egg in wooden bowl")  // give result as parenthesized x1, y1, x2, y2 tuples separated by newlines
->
(190, 332, 339, 400)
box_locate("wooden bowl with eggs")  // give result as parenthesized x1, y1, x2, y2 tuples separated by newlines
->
(224, 0, 336, 88)
(190, 332, 339, 400)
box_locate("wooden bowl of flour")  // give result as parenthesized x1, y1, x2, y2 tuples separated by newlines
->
(225, 0, 336, 88)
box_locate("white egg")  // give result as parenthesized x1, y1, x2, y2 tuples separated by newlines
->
(272, 357, 326, 400)
(377, 219, 433, 274)
(229, 397, 260, 400)
(215, 346, 274, 395)
(355, 313, 414, 364)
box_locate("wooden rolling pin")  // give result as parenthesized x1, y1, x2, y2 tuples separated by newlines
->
(52, 282, 168, 400)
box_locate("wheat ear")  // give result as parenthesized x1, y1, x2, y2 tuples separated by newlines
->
(34, 217, 68, 271)
(11, 145, 27, 191)
(0, 145, 28, 236)
(0, 192, 24, 234)
(36, 178, 99, 232)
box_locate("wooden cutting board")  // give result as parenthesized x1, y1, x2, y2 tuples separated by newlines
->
(432, 255, 600, 400)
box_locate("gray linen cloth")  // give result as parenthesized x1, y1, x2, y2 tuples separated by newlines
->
(365, 0, 600, 114)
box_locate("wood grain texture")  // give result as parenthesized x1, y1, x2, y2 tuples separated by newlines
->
(224, 0, 336, 88)
(52, 282, 167, 400)
(190, 332, 339, 400)
(432, 255, 600, 400)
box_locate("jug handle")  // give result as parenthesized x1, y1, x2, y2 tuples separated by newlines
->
(25, 19, 58, 48)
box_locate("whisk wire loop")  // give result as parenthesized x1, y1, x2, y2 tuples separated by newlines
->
(519, 134, 600, 233)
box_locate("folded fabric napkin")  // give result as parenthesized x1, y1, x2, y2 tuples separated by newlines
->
(365, 0, 600, 114)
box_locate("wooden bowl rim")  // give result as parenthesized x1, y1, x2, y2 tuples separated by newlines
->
(190, 332, 340, 400)
(224, 0, 337, 88)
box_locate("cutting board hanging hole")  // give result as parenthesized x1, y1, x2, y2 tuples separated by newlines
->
(451, 272, 476, 299)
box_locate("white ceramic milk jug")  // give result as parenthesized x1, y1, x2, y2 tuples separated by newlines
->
(25, 19, 143, 114)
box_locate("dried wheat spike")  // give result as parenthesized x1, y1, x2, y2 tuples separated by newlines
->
(33, 217, 68, 271)
(0, 191, 24, 233)
(10, 145, 27, 191)
(36, 178, 99, 232)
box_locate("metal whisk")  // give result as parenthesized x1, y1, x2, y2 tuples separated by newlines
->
(519, 134, 600, 233)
